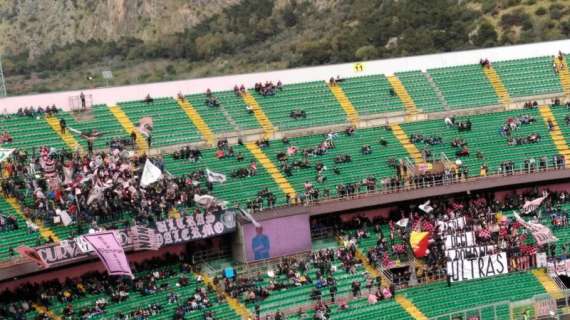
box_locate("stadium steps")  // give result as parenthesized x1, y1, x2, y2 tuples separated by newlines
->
(390, 124, 424, 164)
(0, 197, 45, 260)
(245, 142, 296, 199)
(4, 196, 59, 242)
(531, 269, 565, 299)
(32, 303, 61, 320)
(482, 66, 511, 106)
(537, 105, 570, 168)
(108, 105, 149, 155)
(555, 56, 570, 96)
(200, 272, 253, 319)
(396, 71, 445, 113)
(327, 83, 359, 126)
(387, 75, 419, 121)
(176, 98, 216, 146)
(45, 116, 84, 152)
(395, 295, 429, 320)
(56, 105, 126, 150)
(423, 72, 450, 111)
(494, 56, 562, 98)
(241, 91, 275, 138)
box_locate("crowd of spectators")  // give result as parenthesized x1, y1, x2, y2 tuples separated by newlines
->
(322, 188, 570, 289)
(0, 254, 229, 320)
(0, 143, 229, 250)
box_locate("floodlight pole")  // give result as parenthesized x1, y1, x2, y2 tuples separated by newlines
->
(0, 55, 7, 97)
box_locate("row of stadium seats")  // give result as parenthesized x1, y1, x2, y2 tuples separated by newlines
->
(0, 55, 567, 154)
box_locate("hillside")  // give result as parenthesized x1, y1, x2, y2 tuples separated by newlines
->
(0, 0, 238, 59)
(1, 0, 570, 96)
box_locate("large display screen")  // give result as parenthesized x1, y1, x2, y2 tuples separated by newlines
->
(243, 214, 311, 262)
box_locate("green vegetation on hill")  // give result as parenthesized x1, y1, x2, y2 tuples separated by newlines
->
(3, 0, 570, 95)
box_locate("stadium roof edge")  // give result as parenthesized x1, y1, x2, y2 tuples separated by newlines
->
(1, 39, 570, 113)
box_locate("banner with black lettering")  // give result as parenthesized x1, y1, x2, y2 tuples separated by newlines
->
(154, 210, 236, 246)
(447, 252, 508, 282)
(445, 245, 496, 260)
(444, 231, 476, 250)
(35, 210, 236, 267)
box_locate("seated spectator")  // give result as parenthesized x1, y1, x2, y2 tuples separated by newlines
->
(290, 109, 306, 120)
(144, 94, 154, 104)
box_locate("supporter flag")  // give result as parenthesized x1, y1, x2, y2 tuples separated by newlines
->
(140, 159, 162, 187)
(138, 117, 153, 138)
(0, 148, 15, 162)
(81, 231, 133, 277)
(522, 191, 548, 214)
(194, 194, 227, 209)
(16, 246, 48, 268)
(418, 200, 434, 214)
(410, 231, 430, 257)
(513, 211, 558, 246)
(206, 169, 227, 184)
(238, 208, 261, 228)
(55, 208, 73, 226)
(396, 218, 409, 228)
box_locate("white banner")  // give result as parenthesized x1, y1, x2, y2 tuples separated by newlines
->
(444, 231, 476, 250)
(438, 217, 466, 234)
(446, 245, 495, 260)
(447, 252, 508, 282)
(206, 169, 227, 184)
(536, 252, 548, 268)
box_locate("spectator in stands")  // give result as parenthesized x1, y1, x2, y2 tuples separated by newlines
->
(80, 92, 86, 109)
(144, 94, 154, 104)
(0, 131, 13, 144)
(59, 118, 66, 134)
(130, 130, 137, 146)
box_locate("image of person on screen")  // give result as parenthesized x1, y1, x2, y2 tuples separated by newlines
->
(252, 225, 270, 260)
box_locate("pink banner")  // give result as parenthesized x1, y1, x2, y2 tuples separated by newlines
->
(16, 246, 48, 268)
(82, 231, 133, 277)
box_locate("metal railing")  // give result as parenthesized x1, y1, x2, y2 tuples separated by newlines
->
(249, 158, 569, 212)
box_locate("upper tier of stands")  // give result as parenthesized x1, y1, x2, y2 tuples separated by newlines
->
(0, 53, 567, 154)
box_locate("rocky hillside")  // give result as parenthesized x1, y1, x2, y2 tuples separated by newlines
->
(0, 0, 238, 59)
(2, 0, 570, 96)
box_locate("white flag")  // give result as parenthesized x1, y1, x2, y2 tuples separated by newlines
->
(396, 218, 409, 228)
(0, 148, 15, 162)
(206, 169, 227, 183)
(194, 194, 228, 209)
(419, 200, 433, 214)
(140, 159, 162, 187)
(522, 191, 548, 214)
